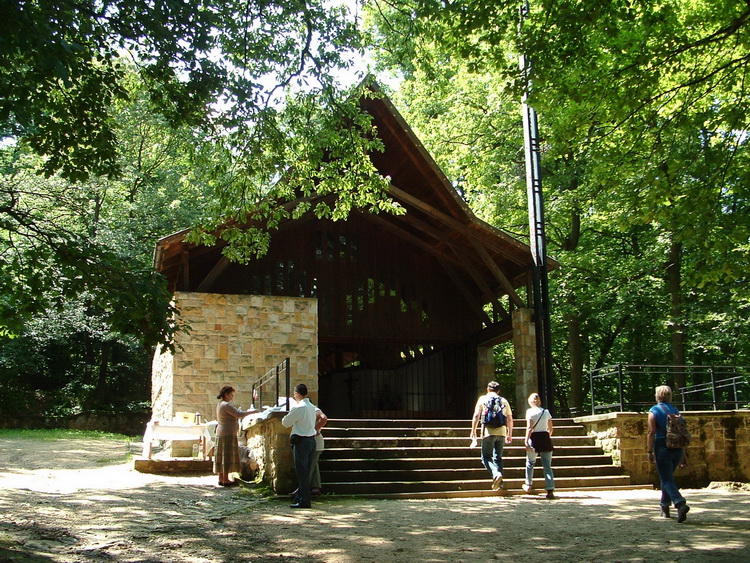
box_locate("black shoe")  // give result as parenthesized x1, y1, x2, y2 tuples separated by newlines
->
(677, 503, 690, 523)
(546, 490, 555, 499)
(290, 502, 311, 509)
(661, 506, 670, 518)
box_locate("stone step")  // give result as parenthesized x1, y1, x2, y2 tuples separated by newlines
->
(323, 435, 595, 448)
(321, 464, 624, 483)
(327, 418, 582, 429)
(312, 418, 643, 498)
(324, 426, 588, 438)
(134, 458, 212, 474)
(322, 474, 638, 495)
(320, 454, 617, 471)
(320, 444, 606, 459)
(320, 483, 654, 500)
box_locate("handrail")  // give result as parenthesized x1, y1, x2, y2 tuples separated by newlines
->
(589, 364, 750, 414)
(677, 376, 745, 410)
(251, 358, 291, 411)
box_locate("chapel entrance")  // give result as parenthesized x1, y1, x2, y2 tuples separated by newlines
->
(317, 341, 477, 419)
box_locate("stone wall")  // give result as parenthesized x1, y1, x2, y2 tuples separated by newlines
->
(575, 410, 750, 487)
(152, 292, 319, 424)
(244, 413, 296, 493)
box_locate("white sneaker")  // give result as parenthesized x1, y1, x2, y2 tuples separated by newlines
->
(522, 483, 533, 493)
(492, 474, 503, 490)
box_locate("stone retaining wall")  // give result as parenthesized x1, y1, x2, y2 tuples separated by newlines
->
(575, 410, 750, 487)
(244, 412, 295, 493)
(152, 292, 318, 424)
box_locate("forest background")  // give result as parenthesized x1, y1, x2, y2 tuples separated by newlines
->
(1, 0, 748, 424)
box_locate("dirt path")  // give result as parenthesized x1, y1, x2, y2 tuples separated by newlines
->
(1, 436, 749, 562)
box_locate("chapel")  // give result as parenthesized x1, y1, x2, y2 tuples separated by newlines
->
(151, 83, 554, 422)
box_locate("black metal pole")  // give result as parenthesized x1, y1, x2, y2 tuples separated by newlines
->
(519, 1, 555, 413)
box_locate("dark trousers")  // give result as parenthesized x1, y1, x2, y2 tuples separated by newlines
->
(293, 436, 316, 505)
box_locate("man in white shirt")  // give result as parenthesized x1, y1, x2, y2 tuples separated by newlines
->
(470, 381, 514, 490)
(281, 383, 318, 508)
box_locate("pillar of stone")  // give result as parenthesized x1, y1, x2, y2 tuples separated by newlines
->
(513, 307, 538, 412)
(475, 346, 495, 395)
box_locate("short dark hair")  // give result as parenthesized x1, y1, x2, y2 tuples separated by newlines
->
(217, 385, 235, 400)
(487, 381, 500, 393)
(295, 383, 308, 397)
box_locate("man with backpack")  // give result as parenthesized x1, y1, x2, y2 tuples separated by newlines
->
(470, 381, 514, 490)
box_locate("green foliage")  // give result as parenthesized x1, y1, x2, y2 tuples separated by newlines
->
(0, 72, 212, 415)
(2, 1, 398, 264)
(184, 81, 396, 260)
(0, 428, 132, 441)
(366, 0, 750, 413)
(0, 2, 400, 418)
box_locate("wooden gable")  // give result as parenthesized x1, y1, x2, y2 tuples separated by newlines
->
(154, 86, 556, 363)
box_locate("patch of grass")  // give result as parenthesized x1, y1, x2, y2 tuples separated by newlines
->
(0, 428, 132, 441)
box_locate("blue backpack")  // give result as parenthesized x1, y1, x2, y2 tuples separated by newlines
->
(482, 396, 507, 428)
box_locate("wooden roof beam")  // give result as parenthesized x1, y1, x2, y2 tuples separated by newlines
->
(196, 256, 230, 292)
(357, 210, 493, 324)
(452, 247, 510, 321)
(386, 183, 525, 263)
(468, 238, 525, 309)
(354, 210, 462, 269)
(387, 206, 460, 252)
(386, 209, 519, 309)
(476, 319, 514, 347)
(438, 259, 491, 325)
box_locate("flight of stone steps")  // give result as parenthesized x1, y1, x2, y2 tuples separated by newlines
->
(318, 418, 651, 499)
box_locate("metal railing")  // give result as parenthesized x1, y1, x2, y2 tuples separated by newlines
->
(251, 358, 291, 411)
(589, 364, 750, 414)
(677, 376, 746, 410)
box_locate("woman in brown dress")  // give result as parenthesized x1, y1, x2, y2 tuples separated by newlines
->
(214, 385, 256, 486)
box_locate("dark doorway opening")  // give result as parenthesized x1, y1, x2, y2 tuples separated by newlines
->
(318, 341, 476, 419)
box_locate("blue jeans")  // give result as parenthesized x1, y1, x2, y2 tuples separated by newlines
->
(292, 436, 316, 505)
(481, 435, 505, 478)
(525, 449, 555, 491)
(654, 438, 686, 508)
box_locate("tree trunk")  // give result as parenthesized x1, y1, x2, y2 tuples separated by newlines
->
(667, 240, 686, 389)
(562, 206, 584, 414)
(566, 309, 584, 415)
(96, 340, 112, 404)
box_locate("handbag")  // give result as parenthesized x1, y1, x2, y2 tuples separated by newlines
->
(528, 409, 554, 453)
(530, 431, 554, 452)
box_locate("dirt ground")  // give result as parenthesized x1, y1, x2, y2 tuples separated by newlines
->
(1, 436, 749, 563)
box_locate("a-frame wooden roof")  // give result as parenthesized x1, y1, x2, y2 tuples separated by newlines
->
(154, 83, 556, 346)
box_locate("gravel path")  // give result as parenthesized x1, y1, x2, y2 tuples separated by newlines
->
(1, 436, 749, 562)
